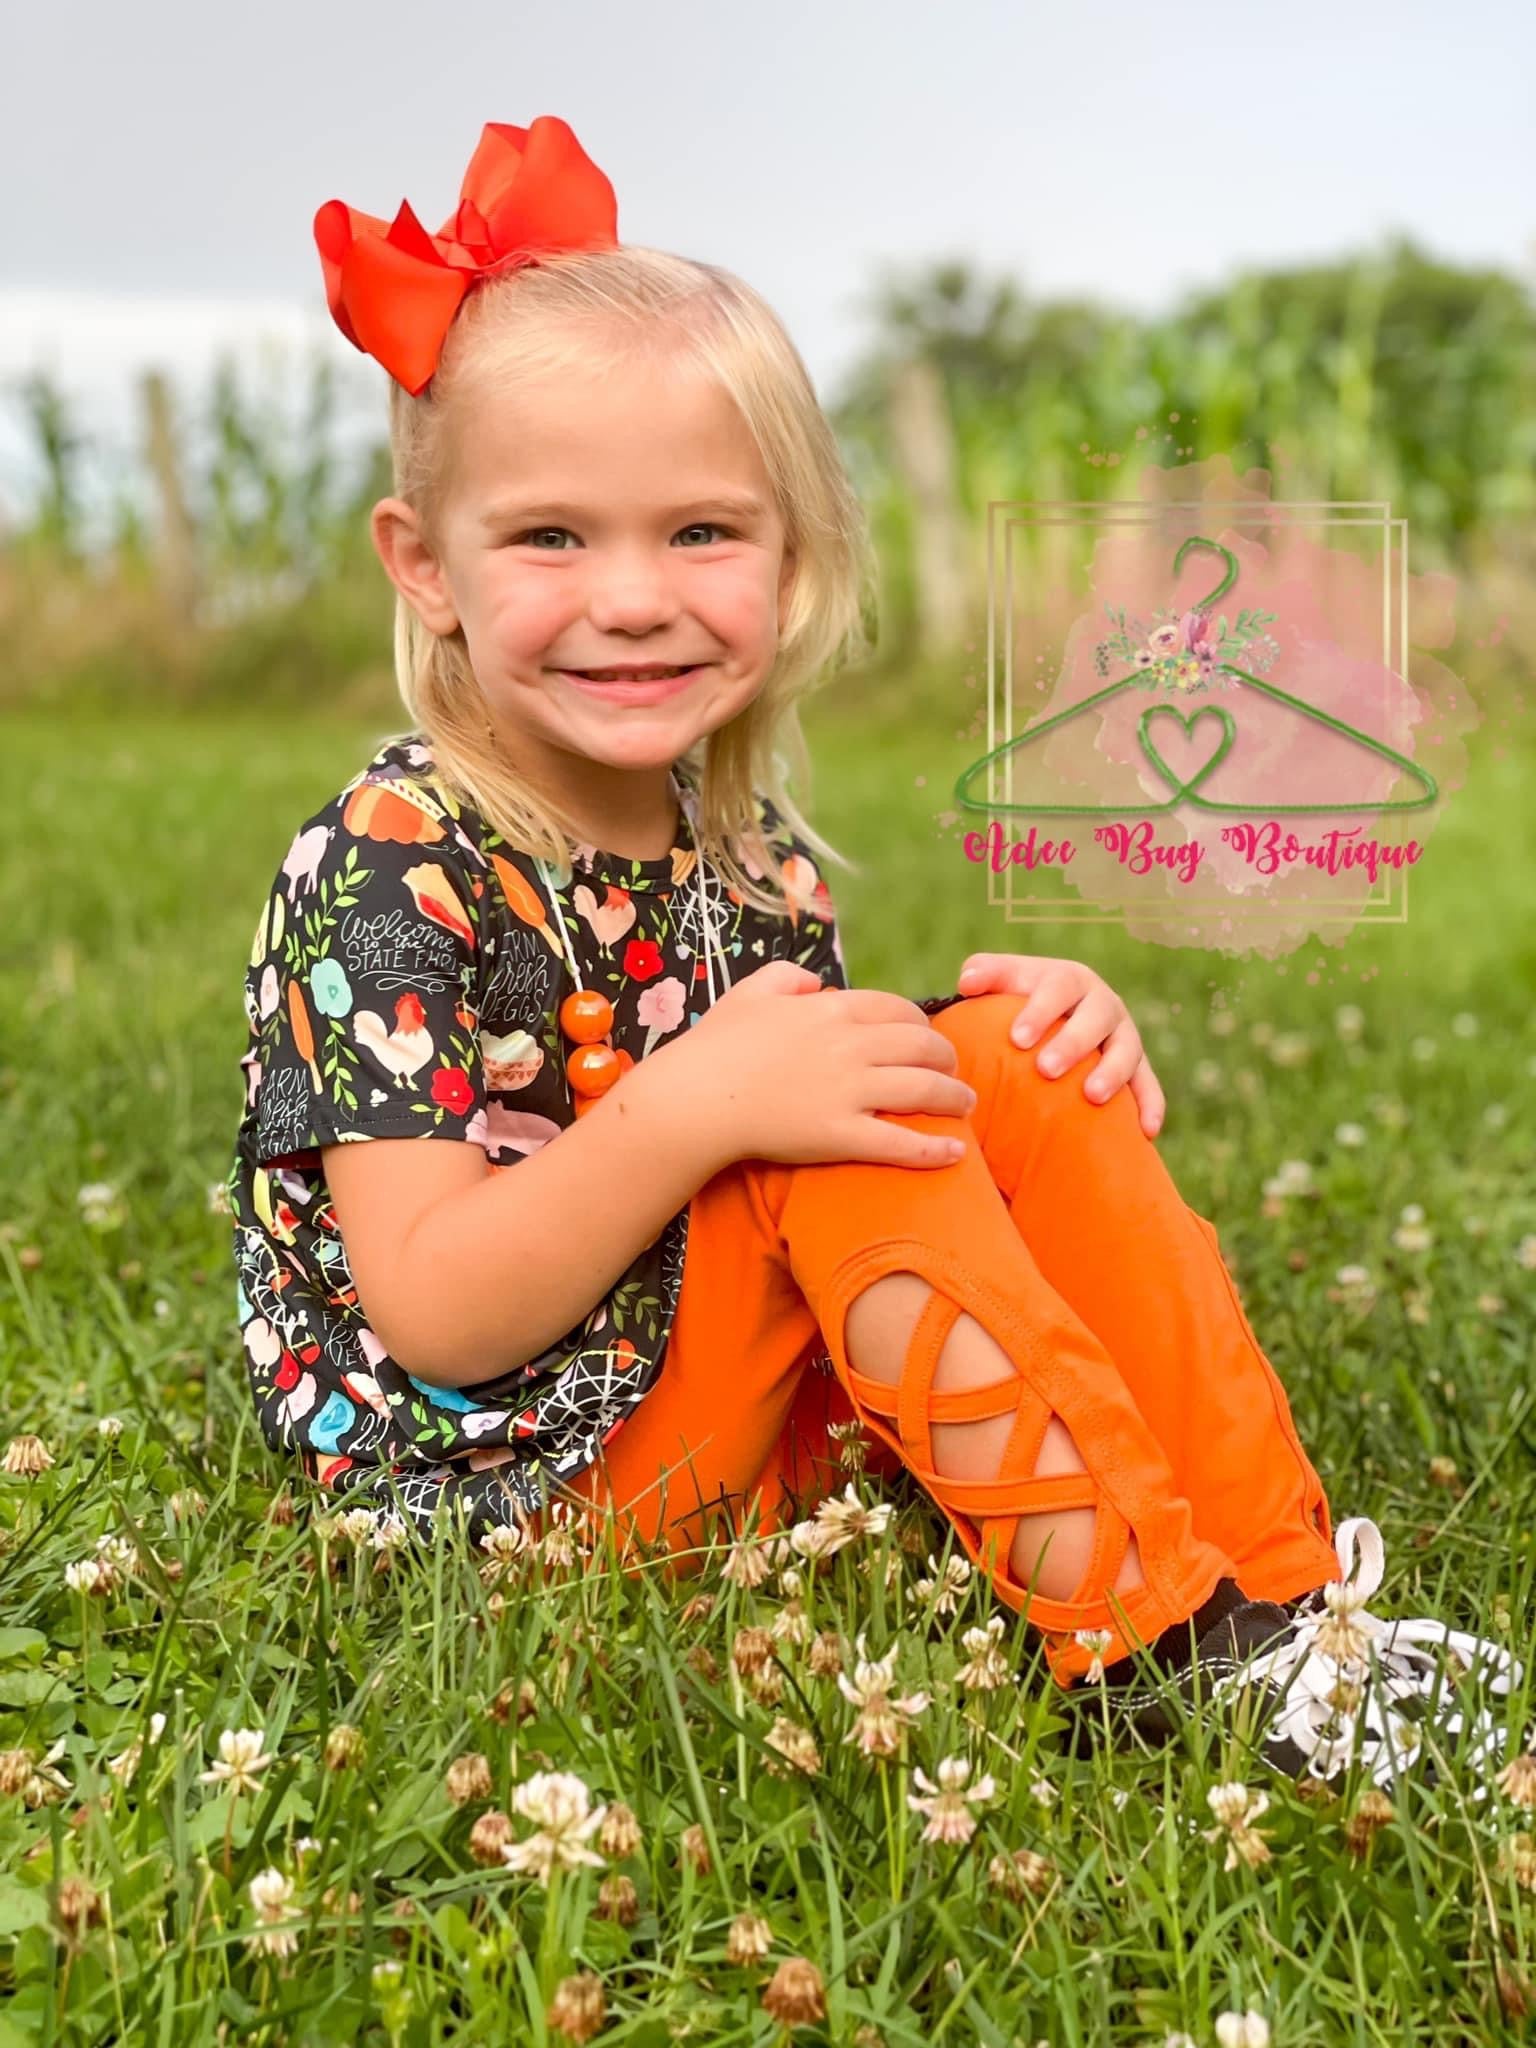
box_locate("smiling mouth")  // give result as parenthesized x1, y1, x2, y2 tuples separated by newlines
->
(564, 665, 704, 682)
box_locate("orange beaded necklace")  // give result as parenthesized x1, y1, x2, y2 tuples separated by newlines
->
(535, 771, 730, 1116)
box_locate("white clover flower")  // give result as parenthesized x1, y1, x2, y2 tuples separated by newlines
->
(1214, 2011, 1271, 2048)
(64, 1557, 113, 1596)
(95, 1532, 139, 1573)
(244, 1867, 300, 1958)
(915, 1552, 973, 1615)
(1333, 1122, 1366, 1148)
(207, 1180, 233, 1216)
(248, 1867, 294, 1919)
(502, 1770, 608, 1885)
(76, 1182, 120, 1225)
(1393, 1205, 1434, 1253)
(1266, 1031, 1312, 1069)
(1410, 1036, 1437, 1063)
(539, 1500, 592, 1567)
(1450, 1011, 1479, 1038)
(1516, 1236, 1536, 1272)
(720, 1535, 773, 1588)
(836, 1634, 930, 1757)
(1073, 1627, 1115, 1683)
(335, 1507, 380, 1546)
(479, 1520, 531, 1565)
(1206, 1781, 1267, 1829)
(199, 1727, 275, 1796)
(1261, 1159, 1313, 1199)
(787, 1517, 838, 1561)
(106, 1711, 167, 1786)
(1202, 1782, 1274, 1872)
(805, 1484, 893, 1556)
(1333, 1004, 1365, 1042)
(955, 1616, 1012, 1690)
(96, 1416, 125, 1442)
(369, 1511, 410, 1552)
(907, 1756, 997, 1845)
(828, 1418, 870, 1474)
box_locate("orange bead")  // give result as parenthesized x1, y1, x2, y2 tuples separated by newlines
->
(567, 1044, 621, 1098)
(612, 1047, 635, 1076)
(560, 988, 614, 1043)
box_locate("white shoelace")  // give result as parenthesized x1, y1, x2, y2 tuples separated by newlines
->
(1205, 1516, 1527, 1792)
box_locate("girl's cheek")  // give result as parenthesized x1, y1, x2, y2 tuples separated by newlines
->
(487, 576, 577, 654)
(696, 570, 782, 648)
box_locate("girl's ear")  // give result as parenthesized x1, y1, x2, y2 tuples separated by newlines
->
(370, 498, 461, 636)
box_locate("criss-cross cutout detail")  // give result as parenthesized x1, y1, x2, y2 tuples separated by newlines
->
(836, 1272, 1133, 1625)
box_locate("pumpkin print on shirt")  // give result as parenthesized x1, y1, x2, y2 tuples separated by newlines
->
(226, 732, 948, 1527)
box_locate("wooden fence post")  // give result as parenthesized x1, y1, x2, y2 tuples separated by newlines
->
(140, 369, 200, 624)
(885, 354, 972, 662)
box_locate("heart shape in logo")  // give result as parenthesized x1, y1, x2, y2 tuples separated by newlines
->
(1138, 705, 1237, 805)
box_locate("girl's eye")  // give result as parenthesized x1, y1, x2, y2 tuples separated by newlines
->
(505, 523, 733, 549)
(512, 528, 576, 550)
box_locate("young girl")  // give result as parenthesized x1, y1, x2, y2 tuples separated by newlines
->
(227, 115, 1523, 1792)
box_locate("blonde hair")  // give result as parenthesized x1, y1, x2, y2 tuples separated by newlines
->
(375, 243, 875, 919)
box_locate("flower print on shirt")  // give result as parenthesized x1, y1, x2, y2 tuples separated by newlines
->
(227, 734, 850, 1522)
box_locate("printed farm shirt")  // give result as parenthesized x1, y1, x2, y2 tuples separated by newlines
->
(226, 731, 963, 1534)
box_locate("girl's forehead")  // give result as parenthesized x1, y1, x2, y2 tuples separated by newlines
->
(450, 365, 776, 508)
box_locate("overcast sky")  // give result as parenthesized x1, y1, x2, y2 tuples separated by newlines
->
(3, 0, 1532, 529)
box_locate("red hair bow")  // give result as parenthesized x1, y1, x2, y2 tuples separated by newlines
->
(313, 117, 620, 396)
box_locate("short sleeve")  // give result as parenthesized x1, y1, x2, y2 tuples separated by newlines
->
(241, 779, 488, 1167)
(757, 794, 848, 991)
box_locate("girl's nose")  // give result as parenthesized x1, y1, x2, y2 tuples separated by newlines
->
(583, 550, 682, 631)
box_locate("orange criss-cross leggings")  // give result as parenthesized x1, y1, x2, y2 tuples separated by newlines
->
(559, 992, 1342, 1688)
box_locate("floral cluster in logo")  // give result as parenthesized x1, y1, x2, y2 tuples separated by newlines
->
(1093, 602, 1281, 693)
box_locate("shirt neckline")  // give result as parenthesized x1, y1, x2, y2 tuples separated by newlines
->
(389, 735, 699, 894)
(567, 769, 697, 891)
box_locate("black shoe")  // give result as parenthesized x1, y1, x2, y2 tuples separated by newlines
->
(1062, 1518, 1527, 1794)
(1060, 1594, 1298, 1766)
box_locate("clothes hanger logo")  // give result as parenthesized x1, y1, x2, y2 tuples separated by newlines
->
(954, 535, 1439, 819)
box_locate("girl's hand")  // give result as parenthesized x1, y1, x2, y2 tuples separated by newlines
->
(678, 960, 975, 1173)
(954, 953, 1166, 1138)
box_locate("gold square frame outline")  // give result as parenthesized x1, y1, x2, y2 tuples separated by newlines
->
(982, 500, 1416, 926)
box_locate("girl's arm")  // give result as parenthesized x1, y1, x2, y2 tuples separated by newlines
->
(323, 1034, 724, 1393)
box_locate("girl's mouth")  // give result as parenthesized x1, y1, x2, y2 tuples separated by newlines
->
(560, 665, 706, 702)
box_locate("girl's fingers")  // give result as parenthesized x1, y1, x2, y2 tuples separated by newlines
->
(1031, 989, 1117, 1075)
(1129, 1060, 1166, 1136)
(849, 1120, 968, 1170)
(1008, 970, 1088, 1049)
(1078, 1021, 1143, 1101)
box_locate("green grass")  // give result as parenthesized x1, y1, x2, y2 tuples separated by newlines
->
(2, 700, 1535, 2043)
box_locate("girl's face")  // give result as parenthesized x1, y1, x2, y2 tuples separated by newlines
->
(373, 350, 795, 833)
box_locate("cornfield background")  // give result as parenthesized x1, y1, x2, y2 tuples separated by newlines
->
(4, 235, 1534, 717)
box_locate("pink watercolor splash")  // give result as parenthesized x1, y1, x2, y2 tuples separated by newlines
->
(999, 453, 1472, 959)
